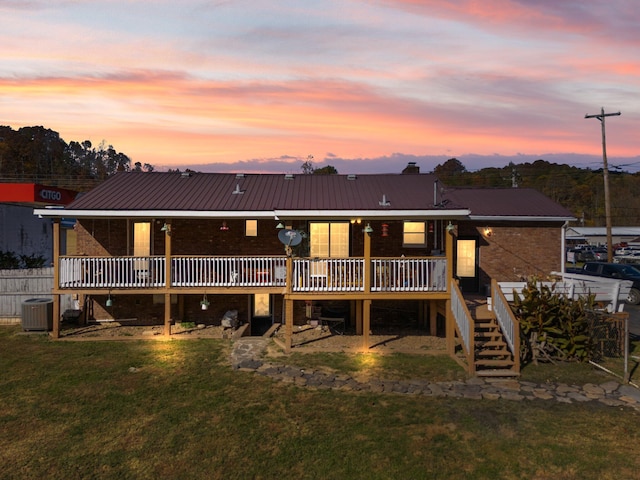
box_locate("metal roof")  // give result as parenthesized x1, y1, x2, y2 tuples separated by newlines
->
(37, 172, 469, 219)
(444, 187, 575, 221)
(33, 172, 574, 222)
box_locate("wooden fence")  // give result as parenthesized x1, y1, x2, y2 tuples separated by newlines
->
(0, 268, 74, 324)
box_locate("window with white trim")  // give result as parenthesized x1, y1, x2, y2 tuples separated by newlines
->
(403, 221, 426, 247)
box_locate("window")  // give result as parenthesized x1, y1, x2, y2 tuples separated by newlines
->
(246, 219, 257, 237)
(309, 222, 349, 258)
(133, 222, 151, 256)
(456, 239, 476, 277)
(253, 293, 270, 317)
(403, 221, 426, 247)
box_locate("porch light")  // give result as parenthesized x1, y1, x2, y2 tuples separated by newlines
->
(350, 218, 361, 224)
(483, 226, 493, 237)
(446, 221, 455, 233)
(364, 223, 373, 234)
(220, 221, 230, 231)
(161, 223, 171, 235)
(106, 293, 113, 307)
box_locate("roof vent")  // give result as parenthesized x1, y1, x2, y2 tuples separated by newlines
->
(284, 174, 294, 180)
(379, 194, 390, 207)
(347, 174, 357, 180)
(181, 172, 192, 178)
(232, 183, 244, 195)
(235, 173, 245, 178)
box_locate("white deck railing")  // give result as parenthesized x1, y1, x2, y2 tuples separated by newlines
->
(59, 255, 448, 293)
(171, 256, 287, 287)
(450, 280, 473, 357)
(293, 258, 365, 292)
(491, 279, 520, 361)
(59, 256, 165, 288)
(371, 257, 447, 292)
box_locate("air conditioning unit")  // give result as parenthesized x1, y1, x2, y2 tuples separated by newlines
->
(21, 298, 53, 331)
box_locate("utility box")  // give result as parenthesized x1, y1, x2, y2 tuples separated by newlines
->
(21, 298, 53, 331)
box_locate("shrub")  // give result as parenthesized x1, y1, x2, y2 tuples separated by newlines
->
(511, 279, 597, 364)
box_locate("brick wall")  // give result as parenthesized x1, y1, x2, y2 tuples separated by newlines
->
(458, 221, 563, 286)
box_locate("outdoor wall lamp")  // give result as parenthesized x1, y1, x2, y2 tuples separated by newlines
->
(446, 221, 455, 233)
(483, 226, 493, 237)
(220, 221, 230, 231)
(364, 223, 373, 234)
(161, 223, 171, 235)
(276, 222, 285, 229)
(350, 218, 361, 224)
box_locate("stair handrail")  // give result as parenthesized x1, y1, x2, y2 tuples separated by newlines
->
(450, 279, 475, 374)
(491, 278, 521, 373)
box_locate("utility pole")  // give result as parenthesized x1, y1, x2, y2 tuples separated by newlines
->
(585, 107, 620, 263)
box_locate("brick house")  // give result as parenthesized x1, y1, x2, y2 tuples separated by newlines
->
(35, 166, 574, 371)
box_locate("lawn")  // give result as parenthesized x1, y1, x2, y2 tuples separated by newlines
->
(1, 325, 640, 480)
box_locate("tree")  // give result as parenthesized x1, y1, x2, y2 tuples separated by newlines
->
(434, 158, 466, 178)
(301, 155, 315, 174)
(313, 165, 338, 175)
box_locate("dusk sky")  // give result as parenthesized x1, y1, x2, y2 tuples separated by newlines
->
(2, 0, 638, 174)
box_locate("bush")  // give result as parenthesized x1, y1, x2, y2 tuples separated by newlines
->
(0, 251, 46, 269)
(511, 279, 597, 364)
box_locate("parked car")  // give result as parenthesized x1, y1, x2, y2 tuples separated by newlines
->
(568, 262, 640, 305)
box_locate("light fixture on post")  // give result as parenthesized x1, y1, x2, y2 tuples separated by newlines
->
(161, 223, 171, 236)
(364, 223, 373, 234)
(200, 294, 210, 310)
(220, 221, 229, 231)
(446, 221, 455, 233)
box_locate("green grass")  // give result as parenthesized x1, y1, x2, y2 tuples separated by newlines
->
(2, 325, 640, 480)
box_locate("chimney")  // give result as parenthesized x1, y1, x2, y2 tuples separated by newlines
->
(402, 162, 420, 174)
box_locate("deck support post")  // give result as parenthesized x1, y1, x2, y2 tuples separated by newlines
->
(445, 299, 454, 355)
(163, 220, 172, 337)
(284, 256, 293, 353)
(362, 299, 371, 350)
(51, 219, 61, 339)
(164, 293, 171, 336)
(429, 300, 438, 336)
(355, 300, 363, 334)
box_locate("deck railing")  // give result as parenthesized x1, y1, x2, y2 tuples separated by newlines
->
(371, 257, 446, 292)
(59, 255, 448, 293)
(293, 258, 365, 292)
(59, 256, 165, 288)
(491, 279, 521, 373)
(171, 256, 287, 287)
(450, 279, 475, 374)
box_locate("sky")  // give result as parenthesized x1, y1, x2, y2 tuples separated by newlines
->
(1, 0, 639, 174)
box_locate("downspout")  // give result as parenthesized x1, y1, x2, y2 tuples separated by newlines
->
(561, 221, 569, 273)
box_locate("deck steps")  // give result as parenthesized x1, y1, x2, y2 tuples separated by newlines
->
(470, 303, 519, 377)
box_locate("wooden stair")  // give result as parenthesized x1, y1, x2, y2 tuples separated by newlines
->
(472, 304, 519, 377)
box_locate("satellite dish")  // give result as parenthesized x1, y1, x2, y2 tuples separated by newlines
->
(278, 229, 303, 246)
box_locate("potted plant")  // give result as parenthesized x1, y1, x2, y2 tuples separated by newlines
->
(200, 294, 210, 310)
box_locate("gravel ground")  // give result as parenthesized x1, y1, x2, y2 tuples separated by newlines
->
(58, 321, 447, 354)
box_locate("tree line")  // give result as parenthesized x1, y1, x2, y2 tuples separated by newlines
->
(434, 158, 640, 227)
(0, 125, 154, 191)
